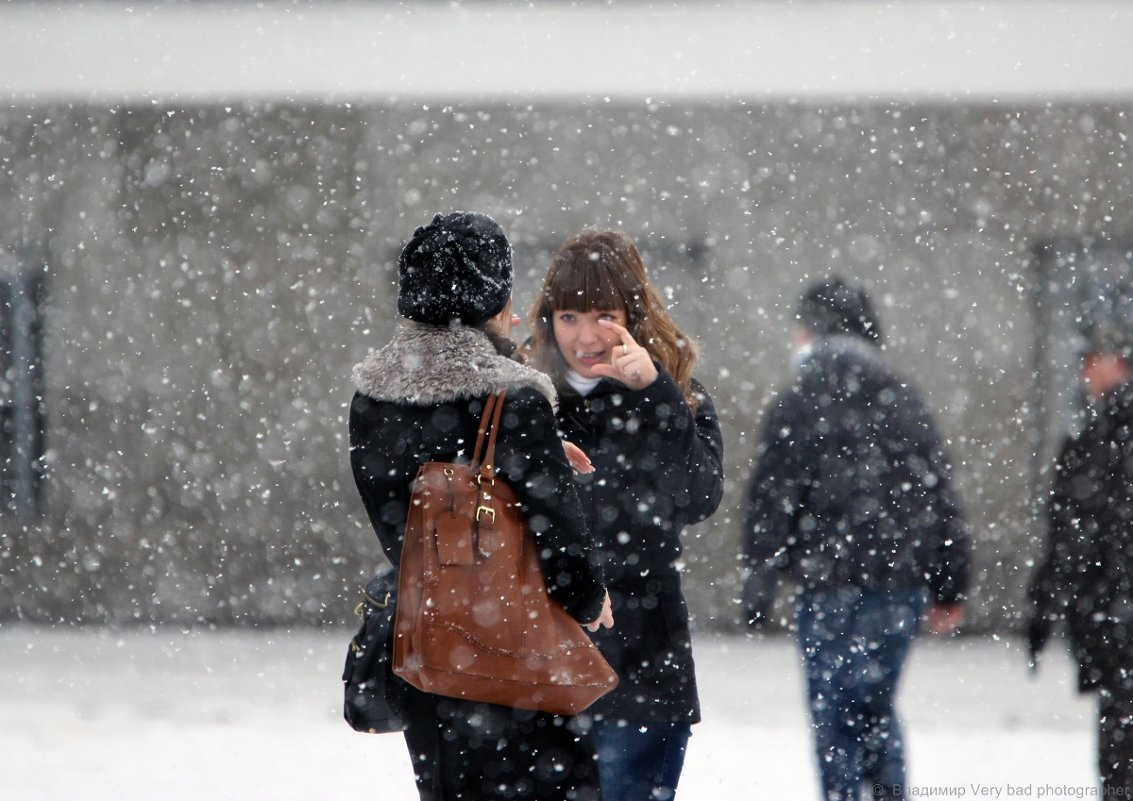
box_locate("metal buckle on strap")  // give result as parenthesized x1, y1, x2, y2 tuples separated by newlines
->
(475, 505, 496, 523)
(356, 591, 391, 616)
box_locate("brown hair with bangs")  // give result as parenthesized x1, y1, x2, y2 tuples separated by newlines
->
(525, 230, 701, 410)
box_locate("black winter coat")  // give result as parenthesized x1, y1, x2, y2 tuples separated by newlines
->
(348, 322, 608, 801)
(743, 335, 970, 604)
(349, 323, 606, 631)
(555, 368, 724, 724)
(1029, 380, 1133, 692)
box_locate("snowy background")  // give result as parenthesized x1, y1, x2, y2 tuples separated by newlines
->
(3, 2, 1133, 630)
(1, 626, 1095, 799)
(1, 2, 1131, 793)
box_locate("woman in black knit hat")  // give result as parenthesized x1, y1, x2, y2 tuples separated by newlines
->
(348, 212, 613, 801)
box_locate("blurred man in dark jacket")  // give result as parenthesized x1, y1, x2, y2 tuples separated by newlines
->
(743, 277, 970, 801)
(1029, 324, 1133, 797)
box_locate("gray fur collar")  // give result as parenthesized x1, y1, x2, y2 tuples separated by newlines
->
(352, 321, 557, 407)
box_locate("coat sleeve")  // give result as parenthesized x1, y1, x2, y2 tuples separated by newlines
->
(1028, 435, 1092, 648)
(348, 392, 410, 567)
(917, 416, 971, 605)
(885, 378, 971, 604)
(1026, 473, 1069, 665)
(494, 388, 608, 625)
(742, 383, 815, 572)
(620, 370, 725, 528)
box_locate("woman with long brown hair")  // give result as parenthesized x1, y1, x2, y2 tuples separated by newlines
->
(525, 230, 724, 801)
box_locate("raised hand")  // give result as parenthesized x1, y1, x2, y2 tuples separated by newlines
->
(589, 320, 658, 390)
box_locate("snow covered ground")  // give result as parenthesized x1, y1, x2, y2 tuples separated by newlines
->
(1, 625, 1095, 800)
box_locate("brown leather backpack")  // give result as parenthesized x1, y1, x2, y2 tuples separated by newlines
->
(392, 390, 617, 715)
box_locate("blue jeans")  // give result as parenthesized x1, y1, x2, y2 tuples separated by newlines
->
(796, 587, 927, 801)
(593, 719, 691, 801)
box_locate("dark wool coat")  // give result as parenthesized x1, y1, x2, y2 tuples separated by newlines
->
(348, 322, 607, 801)
(349, 322, 605, 623)
(1029, 380, 1133, 692)
(555, 369, 725, 725)
(743, 335, 970, 604)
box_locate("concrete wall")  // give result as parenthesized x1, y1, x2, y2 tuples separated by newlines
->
(2, 100, 1130, 629)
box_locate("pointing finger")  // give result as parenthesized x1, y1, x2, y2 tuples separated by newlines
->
(597, 318, 636, 348)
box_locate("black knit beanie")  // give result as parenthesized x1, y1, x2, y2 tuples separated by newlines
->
(796, 276, 884, 345)
(397, 211, 513, 327)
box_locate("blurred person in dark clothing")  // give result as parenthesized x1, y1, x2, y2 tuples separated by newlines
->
(1028, 323, 1133, 798)
(742, 277, 970, 801)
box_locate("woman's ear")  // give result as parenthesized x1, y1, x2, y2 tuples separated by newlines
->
(489, 298, 515, 336)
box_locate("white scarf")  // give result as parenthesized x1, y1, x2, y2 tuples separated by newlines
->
(564, 369, 601, 397)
